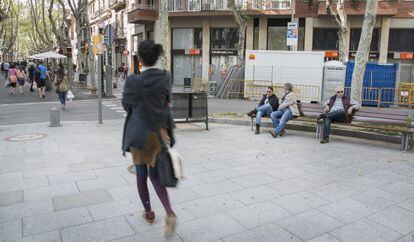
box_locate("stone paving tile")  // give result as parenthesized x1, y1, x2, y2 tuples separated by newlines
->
(0, 190, 23, 207)
(53, 189, 113, 211)
(273, 191, 330, 214)
(23, 167, 70, 179)
(265, 167, 308, 181)
(0, 219, 22, 241)
(176, 214, 244, 242)
(0, 176, 49, 193)
(0, 199, 54, 223)
(47, 170, 97, 185)
(87, 198, 141, 220)
(310, 183, 361, 202)
(24, 182, 79, 201)
(20, 231, 61, 242)
(302, 171, 345, 186)
(76, 176, 128, 192)
(365, 170, 405, 186)
(399, 198, 414, 212)
(317, 198, 378, 223)
(329, 218, 402, 242)
(367, 206, 414, 234)
(276, 210, 344, 241)
(394, 233, 414, 242)
(338, 176, 381, 192)
(0, 171, 23, 183)
(23, 207, 92, 236)
(267, 178, 318, 195)
(93, 166, 131, 178)
(229, 185, 282, 205)
(110, 229, 184, 242)
(106, 185, 137, 200)
(351, 189, 406, 210)
(381, 181, 414, 199)
(180, 194, 244, 218)
(195, 169, 242, 183)
(228, 201, 291, 229)
(229, 173, 277, 188)
(168, 187, 203, 204)
(307, 234, 342, 242)
(222, 223, 301, 242)
(60, 216, 135, 242)
(190, 180, 243, 197)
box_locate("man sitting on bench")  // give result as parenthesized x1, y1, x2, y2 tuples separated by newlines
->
(319, 86, 360, 144)
(247, 86, 279, 134)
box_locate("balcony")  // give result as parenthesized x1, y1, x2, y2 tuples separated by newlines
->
(251, 0, 291, 10)
(109, 0, 126, 11)
(127, 3, 157, 24)
(318, 0, 398, 16)
(168, 0, 230, 12)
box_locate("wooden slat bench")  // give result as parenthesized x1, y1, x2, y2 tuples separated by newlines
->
(250, 104, 414, 151)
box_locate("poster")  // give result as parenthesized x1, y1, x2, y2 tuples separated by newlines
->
(287, 22, 298, 47)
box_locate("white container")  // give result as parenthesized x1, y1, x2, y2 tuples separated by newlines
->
(322, 60, 347, 102)
(244, 50, 325, 103)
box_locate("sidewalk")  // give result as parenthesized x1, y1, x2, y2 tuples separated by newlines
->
(0, 121, 414, 241)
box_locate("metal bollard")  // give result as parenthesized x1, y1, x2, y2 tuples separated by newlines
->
(49, 108, 61, 127)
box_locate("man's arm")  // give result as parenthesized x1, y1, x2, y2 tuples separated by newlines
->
(350, 98, 360, 110)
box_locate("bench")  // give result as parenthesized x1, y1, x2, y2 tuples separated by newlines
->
(250, 104, 414, 151)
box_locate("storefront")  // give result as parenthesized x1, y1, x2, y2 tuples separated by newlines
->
(171, 28, 203, 86)
(210, 28, 239, 86)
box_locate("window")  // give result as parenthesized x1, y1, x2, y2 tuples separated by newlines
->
(350, 28, 380, 52)
(211, 28, 239, 49)
(253, 18, 259, 50)
(267, 19, 304, 51)
(388, 29, 414, 52)
(313, 28, 339, 50)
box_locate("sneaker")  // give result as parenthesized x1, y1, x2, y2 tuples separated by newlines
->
(164, 214, 177, 238)
(142, 210, 155, 224)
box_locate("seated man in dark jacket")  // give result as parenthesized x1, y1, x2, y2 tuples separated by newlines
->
(247, 86, 279, 134)
(319, 86, 360, 144)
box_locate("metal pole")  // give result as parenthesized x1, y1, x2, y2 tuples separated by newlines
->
(97, 54, 103, 124)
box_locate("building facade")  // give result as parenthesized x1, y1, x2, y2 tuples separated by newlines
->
(95, 0, 414, 86)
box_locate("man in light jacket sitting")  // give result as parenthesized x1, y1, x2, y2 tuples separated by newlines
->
(319, 86, 360, 144)
(269, 83, 299, 138)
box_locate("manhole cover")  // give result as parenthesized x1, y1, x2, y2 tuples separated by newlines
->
(4, 134, 48, 142)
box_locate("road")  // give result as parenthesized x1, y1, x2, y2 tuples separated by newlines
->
(0, 74, 258, 126)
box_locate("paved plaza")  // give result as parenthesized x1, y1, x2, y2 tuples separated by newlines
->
(0, 120, 414, 241)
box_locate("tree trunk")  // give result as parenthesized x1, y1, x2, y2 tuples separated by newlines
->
(228, 0, 247, 67)
(326, 0, 348, 63)
(350, 0, 378, 104)
(154, 0, 170, 70)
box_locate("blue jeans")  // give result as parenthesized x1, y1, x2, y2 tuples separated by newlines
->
(256, 104, 273, 125)
(57, 92, 67, 105)
(4, 70, 8, 79)
(270, 109, 293, 135)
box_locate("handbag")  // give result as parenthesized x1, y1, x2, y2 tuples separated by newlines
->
(66, 90, 75, 100)
(154, 131, 183, 188)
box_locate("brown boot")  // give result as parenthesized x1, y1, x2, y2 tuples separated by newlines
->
(142, 210, 155, 224)
(247, 109, 257, 117)
(255, 124, 260, 134)
(269, 130, 277, 138)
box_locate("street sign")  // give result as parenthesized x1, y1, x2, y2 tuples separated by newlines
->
(104, 25, 114, 47)
(287, 22, 298, 47)
(92, 35, 104, 55)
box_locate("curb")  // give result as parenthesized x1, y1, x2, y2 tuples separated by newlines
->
(208, 117, 402, 145)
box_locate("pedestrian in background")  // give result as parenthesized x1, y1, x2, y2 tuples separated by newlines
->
(3, 61, 10, 80)
(122, 40, 177, 237)
(54, 64, 70, 110)
(28, 64, 36, 92)
(16, 65, 26, 95)
(37, 61, 49, 98)
(7, 64, 18, 94)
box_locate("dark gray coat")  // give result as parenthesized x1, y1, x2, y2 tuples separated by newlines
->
(122, 68, 175, 154)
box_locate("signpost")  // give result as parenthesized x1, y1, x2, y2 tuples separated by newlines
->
(93, 34, 104, 124)
(287, 22, 298, 47)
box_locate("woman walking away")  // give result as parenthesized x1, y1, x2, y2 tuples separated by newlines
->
(122, 40, 177, 237)
(55, 65, 70, 110)
(8, 64, 18, 94)
(16, 65, 26, 94)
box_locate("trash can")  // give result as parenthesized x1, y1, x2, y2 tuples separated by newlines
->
(322, 61, 346, 102)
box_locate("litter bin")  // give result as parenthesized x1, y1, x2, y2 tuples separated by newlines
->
(322, 61, 346, 102)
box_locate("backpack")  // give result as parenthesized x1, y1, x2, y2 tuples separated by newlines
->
(9, 69, 17, 83)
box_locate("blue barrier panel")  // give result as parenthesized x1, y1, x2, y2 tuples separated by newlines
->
(345, 62, 397, 106)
